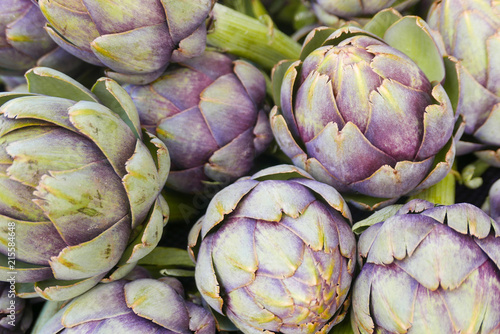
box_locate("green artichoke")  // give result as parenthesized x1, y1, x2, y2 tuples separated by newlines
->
(351, 199, 500, 333)
(0, 0, 83, 77)
(271, 22, 460, 209)
(427, 0, 500, 167)
(0, 67, 170, 301)
(189, 165, 356, 334)
(38, 0, 216, 84)
(124, 51, 273, 194)
(39, 277, 216, 333)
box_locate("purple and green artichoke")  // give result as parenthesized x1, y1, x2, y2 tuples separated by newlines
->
(351, 199, 500, 333)
(39, 277, 216, 333)
(0, 0, 83, 77)
(271, 24, 460, 209)
(0, 67, 170, 301)
(124, 51, 273, 194)
(0, 282, 33, 333)
(38, 0, 216, 84)
(307, 0, 419, 25)
(189, 165, 356, 334)
(427, 0, 500, 167)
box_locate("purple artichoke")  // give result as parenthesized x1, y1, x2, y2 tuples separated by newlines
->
(189, 165, 356, 334)
(271, 26, 459, 208)
(124, 51, 273, 194)
(427, 0, 500, 166)
(38, 0, 216, 84)
(39, 277, 216, 334)
(351, 199, 500, 333)
(0, 0, 82, 77)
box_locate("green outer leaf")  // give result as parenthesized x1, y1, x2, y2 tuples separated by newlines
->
(442, 56, 460, 112)
(384, 16, 445, 83)
(122, 140, 162, 228)
(34, 274, 105, 301)
(25, 67, 98, 102)
(363, 8, 402, 38)
(300, 27, 337, 60)
(138, 247, 195, 268)
(352, 205, 403, 235)
(0, 92, 38, 106)
(31, 301, 66, 334)
(91, 78, 142, 140)
(271, 60, 297, 108)
(122, 197, 168, 264)
(159, 269, 194, 277)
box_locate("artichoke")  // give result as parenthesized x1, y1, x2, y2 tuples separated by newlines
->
(271, 25, 459, 208)
(124, 51, 273, 194)
(0, 0, 83, 77)
(0, 282, 33, 333)
(427, 0, 500, 167)
(39, 277, 216, 333)
(351, 199, 500, 333)
(0, 67, 170, 301)
(307, 0, 419, 25)
(38, 0, 216, 84)
(189, 165, 356, 334)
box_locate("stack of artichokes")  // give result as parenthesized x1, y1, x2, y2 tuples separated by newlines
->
(0, 0, 499, 333)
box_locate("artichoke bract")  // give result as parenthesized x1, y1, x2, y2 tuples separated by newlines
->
(0, 67, 170, 301)
(307, 0, 418, 25)
(0, 0, 83, 77)
(351, 199, 500, 333)
(189, 165, 356, 334)
(124, 51, 273, 194)
(39, 277, 216, 333)
(38, 0, 216, 84)
(427, 0, 500, 166)
(271, 26, 458, 208)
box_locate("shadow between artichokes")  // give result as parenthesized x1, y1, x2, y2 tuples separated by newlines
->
(0, 67, 170, 301)
(271, 11, 464, 210)
(188, 165, 356, 334)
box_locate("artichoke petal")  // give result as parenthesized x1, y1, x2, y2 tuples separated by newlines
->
(48, 215, 131, 280)
(91, 78, 142, 139)
(34, 273, 105, 301)
(91, 24, 173, 75)
(0, 216, 65, 266)
(122, 141, 162, 228)
(124, 279, 191, 333)
(25, 67, 97, 102)
(0, 254, 53, 283)
(33, 161, 129, 245)
(68, 101, 137, 177)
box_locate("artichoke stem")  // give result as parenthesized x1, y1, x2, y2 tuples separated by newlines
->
(461, 159, 490, 189)
(208, 3, 302, 70)
(409, 170, 456, 205)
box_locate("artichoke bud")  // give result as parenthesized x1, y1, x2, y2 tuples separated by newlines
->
(0, 67, 170, 301)
(190, 165, 356, 334)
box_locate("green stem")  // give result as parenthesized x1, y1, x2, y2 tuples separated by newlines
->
(207, 3, 302, 70)
(408, 169, 457, 205)
(461, 159, 490, 189)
